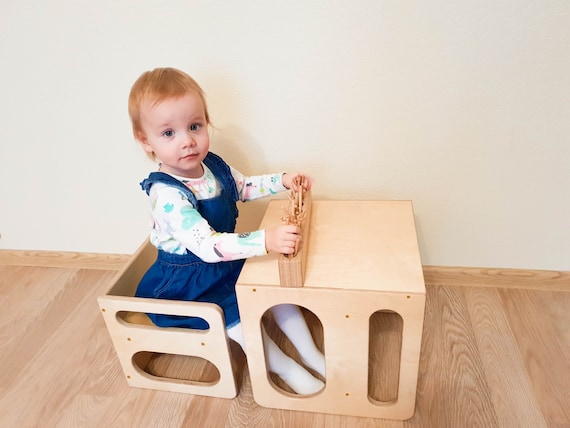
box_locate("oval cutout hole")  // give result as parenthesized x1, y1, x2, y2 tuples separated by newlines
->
(117, 311, 210, 330)
(261, 304, 325, 395)
(368, 310, 403, 404)
(133, 351, 220, 385)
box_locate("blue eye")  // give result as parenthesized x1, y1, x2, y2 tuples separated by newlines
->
(190, 123, 201, 132)
(162, 130, 174, 137)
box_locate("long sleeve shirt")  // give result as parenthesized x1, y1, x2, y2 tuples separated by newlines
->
(146, 164, 286, 262)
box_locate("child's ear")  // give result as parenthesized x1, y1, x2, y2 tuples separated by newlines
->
(135, 132, 153, 155)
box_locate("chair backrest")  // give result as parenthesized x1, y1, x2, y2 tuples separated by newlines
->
(106, 239, 157, 297)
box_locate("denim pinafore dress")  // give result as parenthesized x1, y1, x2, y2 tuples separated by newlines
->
(135, 152, 245, 330)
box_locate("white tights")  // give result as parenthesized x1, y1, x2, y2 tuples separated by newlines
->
(227, 304, 325, 395)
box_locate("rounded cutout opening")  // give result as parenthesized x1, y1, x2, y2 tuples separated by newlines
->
(117, 311, 210, 331)
(260, 304, 326, 396)
(368, 310, 403, 405)
(132, 351, 220, 385)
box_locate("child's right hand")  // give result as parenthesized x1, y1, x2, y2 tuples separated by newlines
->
(265, 224, 301, 255)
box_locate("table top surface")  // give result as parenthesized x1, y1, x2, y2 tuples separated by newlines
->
(237, 200, 425, 294)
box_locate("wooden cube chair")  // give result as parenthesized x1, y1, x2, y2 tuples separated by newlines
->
(97, 240, 239, 399)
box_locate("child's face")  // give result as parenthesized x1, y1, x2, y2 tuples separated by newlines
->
(137, 92, 210, 178)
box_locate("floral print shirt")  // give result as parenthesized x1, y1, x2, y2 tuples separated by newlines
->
(147, 164, 286, 262)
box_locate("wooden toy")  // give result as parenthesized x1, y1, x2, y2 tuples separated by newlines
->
(278, 175, 312, 288)
(97, 240, 240, 398)
(236, 197, 426, 420)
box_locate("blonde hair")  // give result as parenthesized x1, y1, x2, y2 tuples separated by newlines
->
(128, 68, 210, 159)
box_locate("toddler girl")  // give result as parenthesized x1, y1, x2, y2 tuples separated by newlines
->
(128, 68, 325, 394)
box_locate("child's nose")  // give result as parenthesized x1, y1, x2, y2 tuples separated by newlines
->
(181, 132, 196, 147)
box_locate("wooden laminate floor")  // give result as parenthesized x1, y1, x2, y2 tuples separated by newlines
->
(0, 256, 569, 427)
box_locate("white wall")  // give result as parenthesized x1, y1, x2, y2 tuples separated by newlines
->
(1, 1, 569, 270)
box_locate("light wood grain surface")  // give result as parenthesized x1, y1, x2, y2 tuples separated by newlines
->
(0, 254, 569, 427)
(239, 200, 425, 293)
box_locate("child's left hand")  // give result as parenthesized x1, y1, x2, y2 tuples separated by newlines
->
(282, 173, 312, 191)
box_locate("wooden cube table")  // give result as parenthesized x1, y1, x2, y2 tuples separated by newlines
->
(235, 200, 425, 420)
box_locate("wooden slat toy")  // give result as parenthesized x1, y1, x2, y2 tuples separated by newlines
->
(278, 175, 312, 288)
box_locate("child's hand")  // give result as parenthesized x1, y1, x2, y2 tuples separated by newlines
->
(282, 173, 312, 191)
(265, 224, 301, 254)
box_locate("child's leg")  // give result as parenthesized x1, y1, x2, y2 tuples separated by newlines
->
(227, 322, 246, 351)
(271, 304, 326, 378)
(261, 326, 324, 395)
(226, 322, 324, 395)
